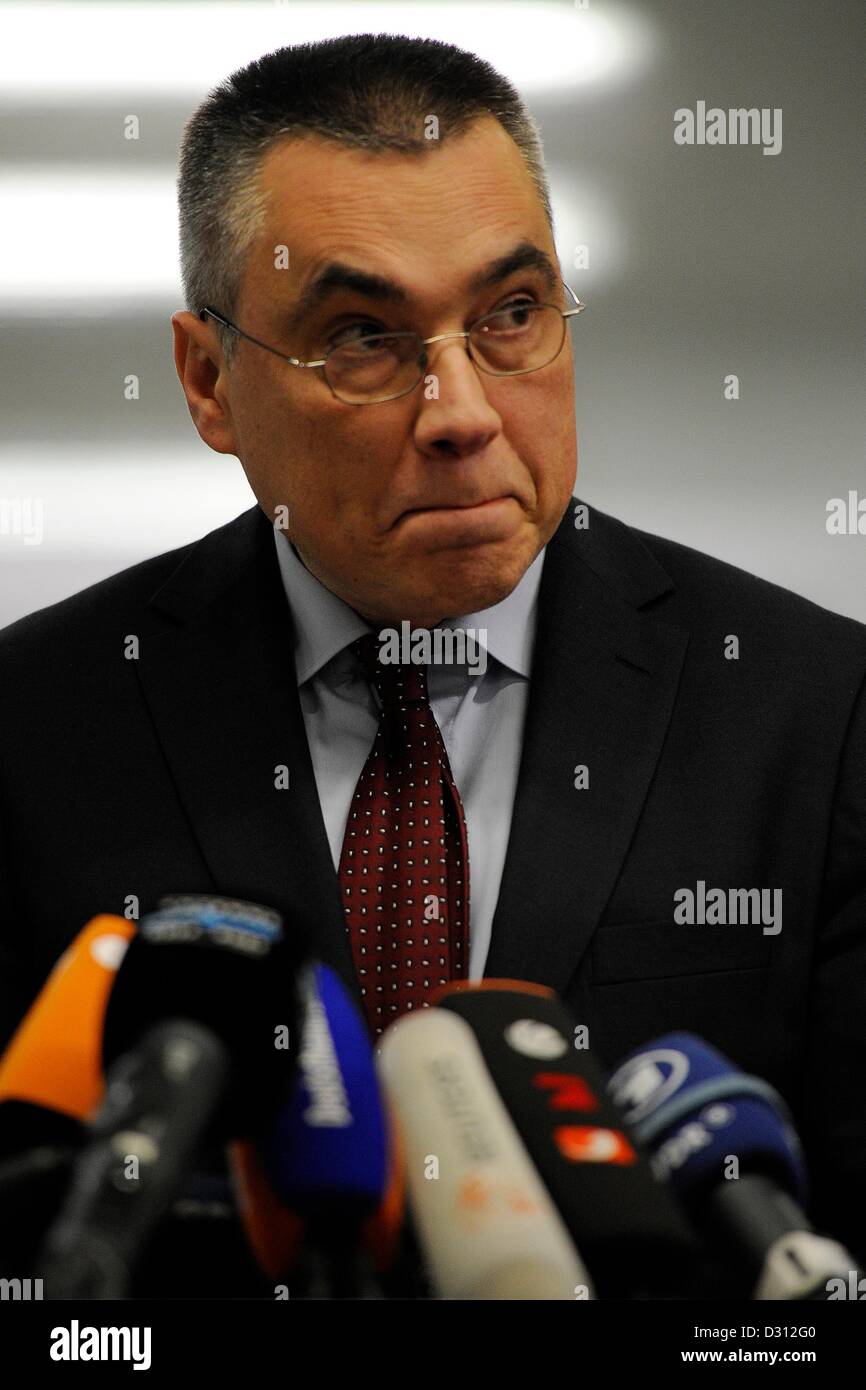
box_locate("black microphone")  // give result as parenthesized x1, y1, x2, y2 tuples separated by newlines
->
(434, 981, 700, 1298)
(102, 894, 306, 1137)
(40, 1019, 229, 1299)
(377, 1005, 594, 1299)
(39, 895, 306, 1296)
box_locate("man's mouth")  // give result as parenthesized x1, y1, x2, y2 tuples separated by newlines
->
(400, 496, 512, 518)
(392, 496, 520, 545)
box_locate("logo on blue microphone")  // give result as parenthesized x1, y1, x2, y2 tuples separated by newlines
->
(609, 1048, 690, 1125)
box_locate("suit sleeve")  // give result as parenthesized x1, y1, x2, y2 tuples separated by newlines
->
(800, 666, 866, 1263)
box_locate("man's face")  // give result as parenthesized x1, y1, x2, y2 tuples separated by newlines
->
(175, 116, 578, 627)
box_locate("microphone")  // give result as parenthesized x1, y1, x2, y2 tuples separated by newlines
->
(0, 915, 135, 1264)
(39, 1019, 229, 1299)
(0, 914, 135, 1150)
(230, 962, 403, 1298)
(376, 1005, 594, 1299)
(102, 894, 305, 1137)
(40, 895, 304, 1297)
(231, 1112, 407, 1295)
(609, 1032, 861, 1299)
(434, 981, 699, 1298)
(229, 1140, 305, 1283)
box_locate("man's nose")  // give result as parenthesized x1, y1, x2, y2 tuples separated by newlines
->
(413, 336, 502, 458)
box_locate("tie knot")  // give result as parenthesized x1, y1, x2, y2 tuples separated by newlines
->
(352, 632, 430, 710)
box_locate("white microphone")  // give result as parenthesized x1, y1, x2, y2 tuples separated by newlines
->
(376, 1008, 594, 1300)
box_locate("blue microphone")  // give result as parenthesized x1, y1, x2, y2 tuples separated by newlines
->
(257, 963, 395, 1297)
(609, 1033, 859, 1299)
(610, 1031, 807, 1202)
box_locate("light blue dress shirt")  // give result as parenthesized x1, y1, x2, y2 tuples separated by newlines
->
(273, 528, 546, 979)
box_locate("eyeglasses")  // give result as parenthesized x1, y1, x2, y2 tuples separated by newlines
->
(199, 283, 585, 405)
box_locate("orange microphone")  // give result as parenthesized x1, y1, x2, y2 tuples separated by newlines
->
(0, 914, 135, 1140)
(0, 915, 135, 1265)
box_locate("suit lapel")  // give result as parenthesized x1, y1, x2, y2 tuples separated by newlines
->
(485, 503, 689, 994)
(134, 505, 362, 1003)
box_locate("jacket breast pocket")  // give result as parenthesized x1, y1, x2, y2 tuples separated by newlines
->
(591, 918, 773, 985)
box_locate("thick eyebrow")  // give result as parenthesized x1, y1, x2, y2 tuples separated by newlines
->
(282, 240, 559, 330)
(285, 263, 408, 329)
(469, 241, 560, 296)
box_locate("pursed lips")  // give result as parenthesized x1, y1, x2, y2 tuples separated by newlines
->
(399, 495, 513, 517)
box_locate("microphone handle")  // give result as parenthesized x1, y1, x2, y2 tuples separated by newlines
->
(290, 1243, 386, 1299)
(41, 1019, 230, 1298)
(707, 1173, 809, 1267)
(708, 1173, 858, 1299)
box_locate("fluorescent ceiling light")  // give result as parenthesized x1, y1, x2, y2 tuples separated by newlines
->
(0, 3, 654, 99)
(0, 166, 628, 307)
(549, 171, 628, 291)
(0, 169, 180, 303)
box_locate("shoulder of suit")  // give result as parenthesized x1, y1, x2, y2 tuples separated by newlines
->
(574, 500, 866, 672)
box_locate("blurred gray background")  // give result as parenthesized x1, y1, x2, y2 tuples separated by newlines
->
(1, 0, 863, 626)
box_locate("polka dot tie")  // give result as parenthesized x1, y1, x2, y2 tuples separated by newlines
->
(339, 632, 471, 1039)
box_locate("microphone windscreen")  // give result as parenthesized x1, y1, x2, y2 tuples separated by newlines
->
(229, 1139, 306, 1280)
(102, 896, 304, 1134)
(434, 981, 697, 1296)
(263, 963, 389, 1219)
(0, 915, 134, 1264)
(609, 1032, 808, 1207)
(377, 1006, 594, 1300)
(231, 968, 406, 1281)
(360, 1094, 407, 1275)
(0, 915, 135, 1142)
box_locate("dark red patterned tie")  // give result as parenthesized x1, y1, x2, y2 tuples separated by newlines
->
(339, 632, 470, 1038)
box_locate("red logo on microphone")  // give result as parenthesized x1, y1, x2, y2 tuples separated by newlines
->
(533, 1072, 600, 1112)
(553, 1126, 637, 1165)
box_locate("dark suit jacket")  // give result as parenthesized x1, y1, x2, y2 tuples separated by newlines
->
(1, 498, 865, 1266)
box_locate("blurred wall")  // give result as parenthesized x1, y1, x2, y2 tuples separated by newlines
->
(1, 0, 863, 627)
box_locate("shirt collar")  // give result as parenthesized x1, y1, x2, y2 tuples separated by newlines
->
(273, 525, 545, 686)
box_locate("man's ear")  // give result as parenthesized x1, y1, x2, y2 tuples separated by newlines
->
(171, 310, 239, 455)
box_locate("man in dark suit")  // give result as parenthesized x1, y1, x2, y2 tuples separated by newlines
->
(1, 34, 864, 1273)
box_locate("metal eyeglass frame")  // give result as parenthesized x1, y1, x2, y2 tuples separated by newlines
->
(198, 282, 585, 405)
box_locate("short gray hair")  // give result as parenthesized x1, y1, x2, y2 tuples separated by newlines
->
(177, 34, 553, 361)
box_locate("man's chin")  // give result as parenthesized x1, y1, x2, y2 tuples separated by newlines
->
(378, 568, 526, 628)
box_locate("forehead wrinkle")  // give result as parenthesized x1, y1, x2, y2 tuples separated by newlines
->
(254, 128, 549, 298)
